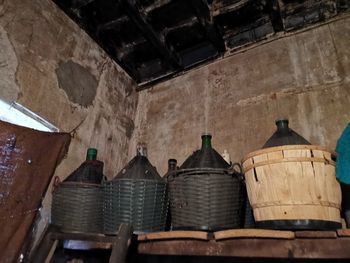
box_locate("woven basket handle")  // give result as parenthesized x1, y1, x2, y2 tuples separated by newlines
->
(231, 162, 243, 174)
(52, 176, 61, 192)
(230, 162, 244, 182)
(101, 176, 109, 184)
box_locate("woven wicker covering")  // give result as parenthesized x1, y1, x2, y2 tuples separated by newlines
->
(51, 150, 104, 234)
(103, 147, 168, 234)
(168, 168, 243, 231)
(51, 183, 103, 233)
(103, 178, 167, 234)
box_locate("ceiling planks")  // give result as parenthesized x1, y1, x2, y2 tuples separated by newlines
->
(52, 0, 349, 89)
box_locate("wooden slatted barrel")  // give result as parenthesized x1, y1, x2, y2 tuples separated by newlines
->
(242, 145, 342, 229)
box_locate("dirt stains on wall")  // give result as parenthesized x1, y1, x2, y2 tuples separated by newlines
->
(0, 25, 19, 101)
(131, 16, 350, 175)
(0, 0, 138, 176)
(0, 0, 138, 252)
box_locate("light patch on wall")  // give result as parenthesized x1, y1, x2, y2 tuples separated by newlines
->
(0, 99, 58, 132)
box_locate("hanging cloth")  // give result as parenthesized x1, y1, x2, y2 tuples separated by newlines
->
(336, 123, 350, 184)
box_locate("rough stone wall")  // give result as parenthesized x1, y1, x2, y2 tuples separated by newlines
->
(131, 16, 350, 175)
(0, 0, 138, 250)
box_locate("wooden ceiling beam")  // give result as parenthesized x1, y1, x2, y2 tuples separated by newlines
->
(188, 0, 226, 52)
(97, 16, 129, 31)
(143, 0, 173, 13)
(119, 0, 182, 68)
(162, 17, 198, 35)
(71, 0, 96, 9)
(211, 0, 251, 16)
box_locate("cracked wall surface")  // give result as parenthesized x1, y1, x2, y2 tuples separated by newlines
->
(131, 16, 350, 175)
(0, 0, 138, 254)
(0, 0, 138, 177)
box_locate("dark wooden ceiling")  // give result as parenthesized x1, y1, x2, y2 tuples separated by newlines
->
(53, 0, 349, 89)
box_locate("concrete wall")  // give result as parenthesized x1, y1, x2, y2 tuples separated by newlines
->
(0, 0, 138, 246)
(131, 16, 350, 175)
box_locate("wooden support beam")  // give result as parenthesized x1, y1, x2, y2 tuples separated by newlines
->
(30, 224, 133, 262)
(109, 224, 133, 263)
(98, 16, 129, 31)
(188, 0, 225, 52)
(28, 225, 56, 263)
(294, 231, 337, 239)
(51, 231, 116, 243)
(72, 0, 96, 9)
(119, 0, 181, 68)
(143, 0, 172, 13)
(138, 238, 350, 259)
(162, 17, 198, 35)
(211, 0, 250, 16)
(337, 229, 350, 237)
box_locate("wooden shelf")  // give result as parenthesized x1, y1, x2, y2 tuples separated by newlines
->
(30, 227, 350, 261)
(137, 229, 350, 259)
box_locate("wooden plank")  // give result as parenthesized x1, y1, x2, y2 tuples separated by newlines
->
(28, 225, 56, 263)
(211, 0, 250, 16)
(341, 218, 347, 229)
(120, 0, 181, 67)
(295, 231, 337, 239)
(138, 231, 209, 241)
(137, 238, 350, 258)
(51, 231, 115, 243)
(337, 229, 350, 237)
(109, 224, 133, 263)
(214, 229, 294, 240)
(188, 0, 225, 52)
(63, 240, 112, 250)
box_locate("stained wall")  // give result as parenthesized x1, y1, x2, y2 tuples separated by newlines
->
(1, 0, 350, 256)
(131, 16, 350, 175)
(0, 0, 138, 251)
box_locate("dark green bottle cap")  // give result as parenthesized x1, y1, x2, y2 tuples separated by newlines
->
(201, 134, 212, 149)
(86, 148, 97, 161)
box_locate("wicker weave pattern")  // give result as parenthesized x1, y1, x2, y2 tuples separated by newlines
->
(103, 179, 168, 234)
(168, 170, 243, 230)
(51, 184, 102, 233)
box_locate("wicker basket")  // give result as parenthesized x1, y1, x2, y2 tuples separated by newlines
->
(242, 144, 342, 229)
(51, 148, 104, 233)
(51, 182, 103, 233)
(168, 168, 243, 231)
(103, 179, 167, 234)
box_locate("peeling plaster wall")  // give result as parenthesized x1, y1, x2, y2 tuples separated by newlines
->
(0, 0, 138, 176)
(131, 16, 350, 175)
(0, 0, 138, 250)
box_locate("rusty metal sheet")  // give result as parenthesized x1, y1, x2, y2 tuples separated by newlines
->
(0, 120, 70, 263)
